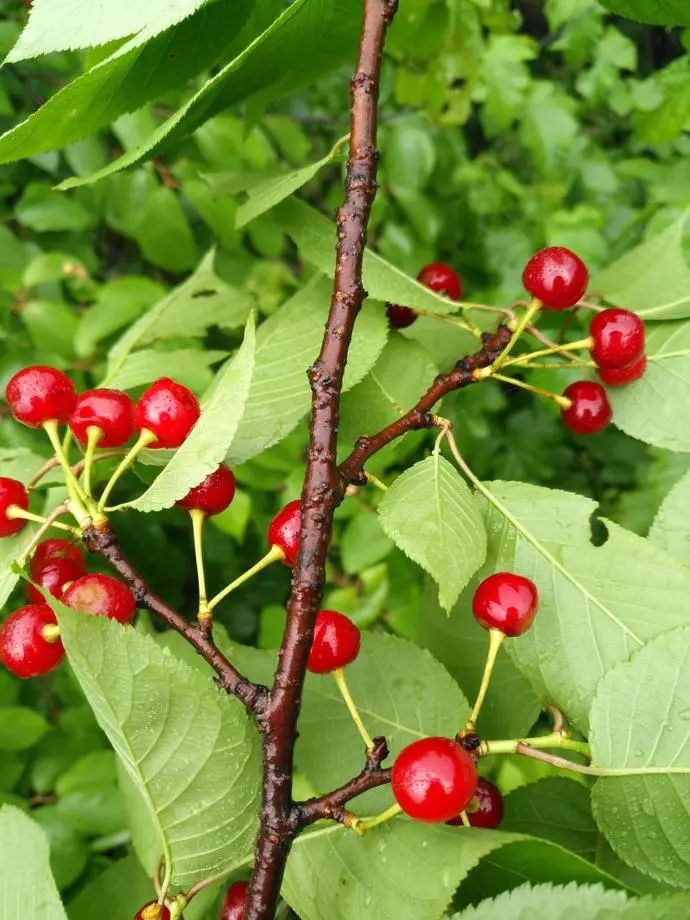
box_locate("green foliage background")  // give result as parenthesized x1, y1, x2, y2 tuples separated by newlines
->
(1, 1, 690, 917)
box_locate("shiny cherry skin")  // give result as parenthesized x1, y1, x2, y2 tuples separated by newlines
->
(386, 304, 418, 328)
(561, 380, 612, 435)
(62, 574, 136, 624)
(0, 478, 29, 537)
(0, 604, 64, 678)
(267, 500, 301, 566)
(472, 572, 538, 637)
(30, 538, 83, 575)
(176, 464, 236, 516)
(589, 309, 645, 370)
(392, 737, 478, 823)
(134, 378, 200, 448)
(307, 610, 361, 674)
(219, 881, 249, 920)
(522, 247, 588, 310)
(467, 777, 504, 828)
(27, 556, 86, 604)
(417, 262, 462, 301)
(69, 388, 135, 447)
(133, 904, 171, 920)
(597, 353, 647, 387)
(5, 366, 77, 427)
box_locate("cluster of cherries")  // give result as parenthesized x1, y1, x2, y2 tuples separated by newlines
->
(386, 247, 647, 435)
(135, 880, 249, 920)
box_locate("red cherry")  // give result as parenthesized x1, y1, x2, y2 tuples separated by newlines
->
(62, 574, 136, 624)
(597, 353, 647, 387)
(219, 881, 249, 920)
(30, 538, 83, 575)
(522, 247, 588, 310)
(472, 572, 538, 637)
(176, 465, 236, 516)
(386, 304, 418, 328)
(307, 610, 361, 674)
(392, 737, 477, 823)
(417, 262, 462, 301)
(69, 388, 135, 447)
(589, 309, 645, 370)
(267, 500, 301, 566)
(467, 778, 504, 828)
(133, 904, 171, 920)
(134, 378, 200, 448)
(27, 556, 86, 604)
(0, 604, 64, 678)
(0, 478, 29, 537)
(561, 380, 612, 435)
(5, 366, 77, 427)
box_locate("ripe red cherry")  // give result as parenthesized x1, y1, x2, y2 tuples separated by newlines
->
(0, 478, 29, 537)
(5, 366, 77, 427)
(597, 353, 647, 387)
(522, 247, 588, 310)
(307, 610, 361, 674)
(561, 380, 612, 435)
(69, 388, 135, 447)
(31, 538, 83, 575)
(27, 556, 86, 604)
(589, 309, 645, 370)
(417, 262, 462, 301)
(62, 574, 136, 624)
(392, 737, 478, 823)
(134, 378, 200, 448)
(472, 572, 538, 637)
(133, 904, 171, 920)
(220, 881, 249, 920)
(267, 500, 301, 566)
(386, 304, 418, 328)
(0, 604, 64, 678)
(467, 777, 504, 828)
(176, 465, 236, 516)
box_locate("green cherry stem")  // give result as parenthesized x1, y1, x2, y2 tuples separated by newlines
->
(501, 337, 593, 370)
(491, 373, 571, 410)
(464, 627, 505, 732)
(82, 426, 103, 498)
(364, 471, 388, 492)
(459, 811, 471, 828)
(413, 308, 482, 338)
(482, 731, 591, 758)
(331, 667, 375, 752)
(42, 420, 90, 515)
(490, 297, 542, 370)
(353, 802, 402, 835)
(97, 429, 156, 512)
(207, 544, 286, 611)
(6, 506, 79, 536)
(189, 509, 210, 621)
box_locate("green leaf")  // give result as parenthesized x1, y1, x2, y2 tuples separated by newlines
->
(648, 470, 690, 566)
(132, 185, 198, 273)
(227, 275, 388, 465)
(0, 806, 67, 920)
(591, 214, 690, 320)
(58, 0, 361, 188)
(15, 183, 92, 233)
(126, 316, 254, 512)
(0, 706, 49, 750)
(54, 605, 261, 888)
(475, 481, 690, 732)
(275, 199, 463, 315)
(295, 632, 469, 810)
(340, 512, 393, 575)
(378, 455, 487, 611)
(107, 348, 228, 393)
(608, 321, 690, 452)
(283, 821, 625, 920)
(595, 0, 690, 26)
(591, 626, 690, 888)
(452, 882, 690, 919)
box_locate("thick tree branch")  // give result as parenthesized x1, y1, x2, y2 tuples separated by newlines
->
(244, 2, 397, 917)
(82, 523, 268, 715)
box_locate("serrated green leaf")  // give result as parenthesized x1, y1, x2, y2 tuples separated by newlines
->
(53, 605, 261, 888)
(596, 0, 690, 26)
(648, 470, 690, 565)
(475, 481, 690, 732)
(378, 455, 487, 611)
(107, 348, 228, 393)
(608, 321, 690, 452)
(591, 214, 690, 320)
(0, 806, 67, 920)
(126, 316, 255, 512)
(591, 626, 690, 888)
(227, 275, 388, 465)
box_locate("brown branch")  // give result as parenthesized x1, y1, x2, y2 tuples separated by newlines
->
(81, 523, 268, 715)
(244, 2, 398, 917)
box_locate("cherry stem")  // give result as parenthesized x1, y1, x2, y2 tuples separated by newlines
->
(491, 373, 571, 409)
(464, 627, 504, 732)
(207, 543, 285, 610)
(490, 298, 542, 370)
(98, 429, 156, 512)
(331, 667, 375, 752)
(16, 502, 72, 565)
(459, 811, 470, 828)
(501, 337, 593, 370)
(353, 801, 402, 834)
(482, 731, 591, 758)
(364, 471, 388, 492)
(82, 426, 103, 498)
(6, 506, 79, 536)
(189, 509, 210, 621)
(42, 420, 90, 516)
(413, 308, 482, 338)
